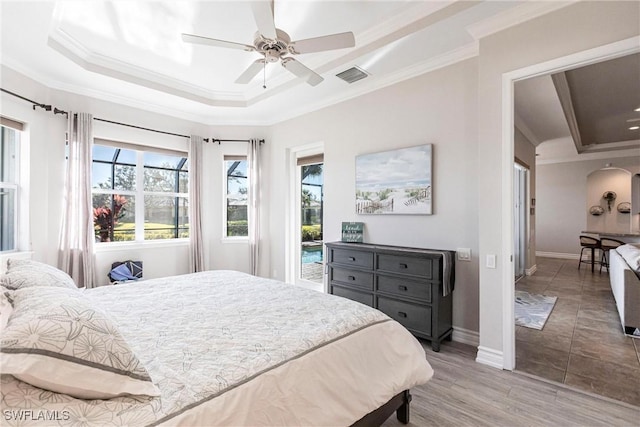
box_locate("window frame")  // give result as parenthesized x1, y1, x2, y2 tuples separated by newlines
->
(0, 124, 21, 253)
(91, 141, 189, 244)
(223, 155, 249, 240)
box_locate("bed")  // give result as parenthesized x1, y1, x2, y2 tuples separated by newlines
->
(0, 261, 433, 426)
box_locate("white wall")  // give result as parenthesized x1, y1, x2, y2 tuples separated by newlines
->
(268, 58, 480, 335)
(587, 168, 633, 234)
(0, 65, 268, 284)
(477, 0, 639, 362)
(537, 158, 640, 255)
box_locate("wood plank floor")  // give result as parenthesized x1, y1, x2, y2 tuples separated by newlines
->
(382, 340, 640, 427)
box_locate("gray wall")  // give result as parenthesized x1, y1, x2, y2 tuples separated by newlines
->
(268, 58, 481, 336)
(537, 158, 640, 255)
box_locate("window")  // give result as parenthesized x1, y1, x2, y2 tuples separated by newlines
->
(92, 142, 188, 243)
(224, 156, 248, 237)
(0, 123, 20, 252)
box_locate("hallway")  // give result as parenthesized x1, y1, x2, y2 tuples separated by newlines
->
(515, 257, 640, 407)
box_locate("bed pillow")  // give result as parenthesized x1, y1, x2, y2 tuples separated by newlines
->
(0, 286, 160, 399)
(616, 244, 640, 272)
(1, 259, 78, 290)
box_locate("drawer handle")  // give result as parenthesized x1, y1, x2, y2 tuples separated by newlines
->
(348, 257, 356, 261)
(398, 312, 408, 318)
(399, 263, 408, 269)
(348, 275, 356, 281)
(398, 285, 408, 291)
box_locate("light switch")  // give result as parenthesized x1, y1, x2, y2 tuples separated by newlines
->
(486, 254, 496, 269)
(456, 248, 471, 261)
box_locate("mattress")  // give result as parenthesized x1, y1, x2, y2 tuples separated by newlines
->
(1, 270, 433, 426)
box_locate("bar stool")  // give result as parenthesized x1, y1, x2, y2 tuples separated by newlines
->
(578, 235, 601, 272)
(600, 237, 625, 272)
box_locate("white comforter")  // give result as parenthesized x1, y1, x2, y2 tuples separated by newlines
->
(1, 270, 433, 426)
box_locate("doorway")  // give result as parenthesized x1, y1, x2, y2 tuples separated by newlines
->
(286, 142, 324, 292)
(501, 37, 639, 371)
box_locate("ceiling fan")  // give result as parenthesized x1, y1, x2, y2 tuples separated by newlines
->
(182, 1, 355, 87)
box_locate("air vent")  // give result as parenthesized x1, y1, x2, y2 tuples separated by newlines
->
(336, 66, 369, 84)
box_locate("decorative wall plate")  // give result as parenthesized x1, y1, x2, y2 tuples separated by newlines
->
(617, 202, 631, 213)
(589, 205, 605, 216)
(602, 191, 617, 212)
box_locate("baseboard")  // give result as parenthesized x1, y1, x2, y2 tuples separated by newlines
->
(535, 251, 579, 260)
(475, 346, 504, 369)
(525, 264, 537, 276)
(452, 327, 479, 347)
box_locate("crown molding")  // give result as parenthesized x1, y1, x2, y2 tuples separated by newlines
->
(355, 0, 459, 47)
(266, 42, 479, 125)
(44, 1, 457, 110)
(536, 147, 640, 165)
(0, 59, 272, 127)
(47, 27, 247, 108)
(514, 113, 542, 147)
(466, 1, 579, 40)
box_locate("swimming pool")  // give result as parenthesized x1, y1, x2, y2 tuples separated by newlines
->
(301, 246, 323, 264)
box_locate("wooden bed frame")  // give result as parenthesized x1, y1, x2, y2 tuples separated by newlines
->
(351, 390, 412, 426)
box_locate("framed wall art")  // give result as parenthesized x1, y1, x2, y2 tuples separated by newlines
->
(355, 144, 432, 215)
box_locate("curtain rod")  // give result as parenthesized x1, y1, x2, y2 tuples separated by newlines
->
(2, 87, 264, 144)
(211, 138, 265, 144)
(1, 88, 52, 112)
(52, 108, 192, 139)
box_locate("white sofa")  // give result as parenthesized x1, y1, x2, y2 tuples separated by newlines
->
(609, 245, 640, 335)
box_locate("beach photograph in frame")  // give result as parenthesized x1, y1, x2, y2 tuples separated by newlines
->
(355, 144, 432, 215)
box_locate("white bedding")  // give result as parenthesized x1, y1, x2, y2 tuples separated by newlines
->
(0, 270, 433, 426)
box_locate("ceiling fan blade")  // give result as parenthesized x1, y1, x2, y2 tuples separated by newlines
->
(281, 58, 323, 86)
(182, 33, 255, 52)
(235, 59, 265, 84)
(289, 32, 355, 54)
(250, 1, 277, 40)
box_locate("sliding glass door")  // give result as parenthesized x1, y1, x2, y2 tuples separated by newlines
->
(514, 163, 528, 281)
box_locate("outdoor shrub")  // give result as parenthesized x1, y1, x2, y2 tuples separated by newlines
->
(301, 225, 322, 241)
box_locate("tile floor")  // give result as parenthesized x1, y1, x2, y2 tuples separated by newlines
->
(515, 257, 640, 407)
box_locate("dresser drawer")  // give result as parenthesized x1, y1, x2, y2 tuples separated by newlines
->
(332, 285, 374, 307)
(330, 267, 374, 290)
(377, 275, 431, 302)
(377, 254, 433, 278)
(330, 248, 374, 269)
(377, 297, 431, 336)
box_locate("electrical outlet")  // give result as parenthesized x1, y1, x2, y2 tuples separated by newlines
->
(456, 248, 471, 261)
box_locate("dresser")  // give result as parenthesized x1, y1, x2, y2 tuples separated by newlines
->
(326, 242, 454, 351)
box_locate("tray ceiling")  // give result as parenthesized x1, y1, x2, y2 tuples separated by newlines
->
(1, 1, 574, 125)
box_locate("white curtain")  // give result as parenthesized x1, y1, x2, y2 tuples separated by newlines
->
(58, 112, 95, 288)
(248, 139, 262, 276)
(188, 135, 205, 272)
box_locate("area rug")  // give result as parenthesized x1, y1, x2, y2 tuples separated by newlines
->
(515, 290, 558, 330)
